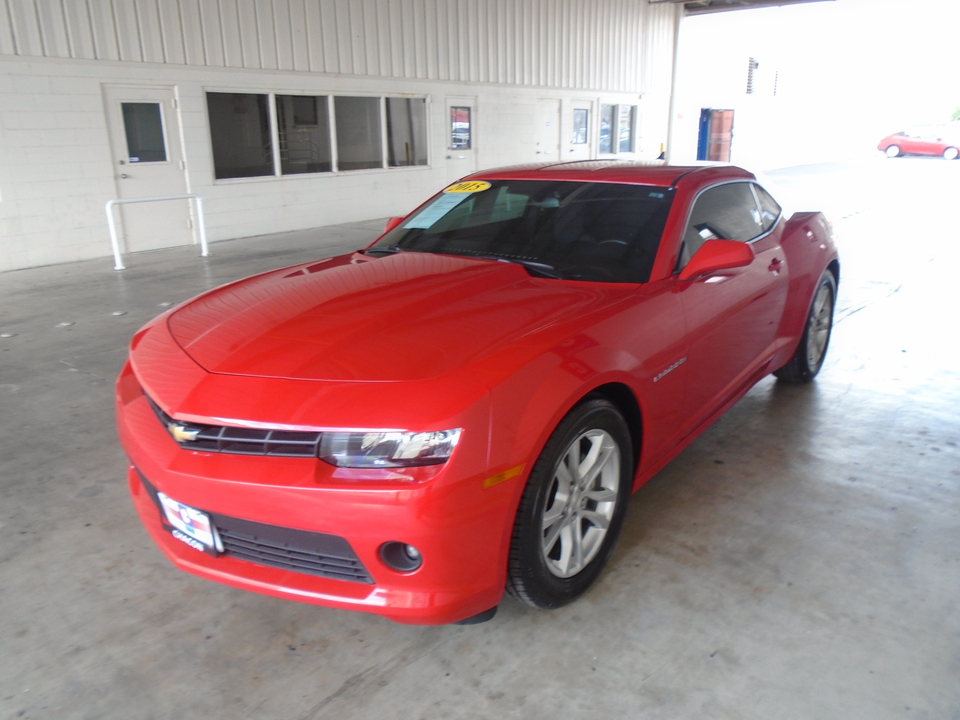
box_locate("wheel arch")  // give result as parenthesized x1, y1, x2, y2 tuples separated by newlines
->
(586, 382, 643, 475)
(826, 258, 840, 288)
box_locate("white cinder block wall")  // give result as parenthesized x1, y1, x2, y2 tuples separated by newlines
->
(0, 0, 679, 272)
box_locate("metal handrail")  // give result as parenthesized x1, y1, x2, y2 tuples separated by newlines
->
(106, 193, 210, 271)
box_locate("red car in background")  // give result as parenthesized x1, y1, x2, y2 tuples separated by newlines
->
(116, 162, 839, 625)
(878, 126, 960, 159)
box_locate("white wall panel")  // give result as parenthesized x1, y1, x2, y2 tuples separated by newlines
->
(273, 0, 294, 70)
(7, 0, 44, 56)
(35, 1, 70, 57)
(133, 0, 163, 63)
(197, 0, 225, 66)
(180, 0, 206, 65)
(88, 0, 121, 61)
(643, 1, 678, 96)
(226, 0, 249, 68)
(0, 0, 18, 55)
(288, 0, 309, 71)
(0, 0, 677, 93)
(158, 0, 187, 65)
(113, 1, 142, 62)
(255, 0, 279, 69)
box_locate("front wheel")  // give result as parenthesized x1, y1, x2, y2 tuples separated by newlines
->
(943, 147, 959, 160)
(506, 397, 632, 609)
(775, 270, 837, 383)
(885, 145, 901, 158)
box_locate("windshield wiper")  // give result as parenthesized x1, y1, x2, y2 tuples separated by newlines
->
(454, 252, 562, 279)
(365, 247, 561, 278)
(506, 258, 562, 279)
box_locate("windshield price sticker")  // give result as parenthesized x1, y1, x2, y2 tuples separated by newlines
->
(405, 193, 470, 229)
(444, 180, 491, 194)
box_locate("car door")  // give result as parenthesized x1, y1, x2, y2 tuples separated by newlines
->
(675, 182, 790, 434)
(900, 131, 928, 155)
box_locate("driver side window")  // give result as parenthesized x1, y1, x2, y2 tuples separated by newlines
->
(677, 182, 764, 269)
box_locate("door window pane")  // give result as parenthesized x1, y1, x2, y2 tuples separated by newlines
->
(335, 96, 382, 171)
(450, 107, 471, 150)
(121, 103, 167, 163)
(753, 184, 782, 231)
(599, 105, 614, 154)
(206, 92, 274, 179)
(679, 182, 765, 268)
(276, 95, 332, 174)
(386, 98, 428, 167)
(572, 108, 588, 144)
(618, 105, 635, 153)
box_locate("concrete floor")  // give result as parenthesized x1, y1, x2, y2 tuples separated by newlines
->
(1, 159, 958, 720)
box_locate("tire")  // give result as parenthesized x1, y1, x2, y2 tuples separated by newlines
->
(943, 147, 959, 161)
(506, 397, 632, 609)
(774, 270, 837, 383)
(885, 145, 901, 158)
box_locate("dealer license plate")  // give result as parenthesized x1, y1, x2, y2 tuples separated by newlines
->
(158, 492, 218, 554)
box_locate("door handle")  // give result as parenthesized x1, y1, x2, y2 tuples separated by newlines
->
(768, 257, 782, 274)
(120, 173, 129, 179)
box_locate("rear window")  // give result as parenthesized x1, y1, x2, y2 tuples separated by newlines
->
(368, 179, 674, 283)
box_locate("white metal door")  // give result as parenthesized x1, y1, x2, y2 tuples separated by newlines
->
(535, 99, 561, 161)
(568, 100, 594, 160)
(445, 97, 477, 183)
(103, 85, 191, 253)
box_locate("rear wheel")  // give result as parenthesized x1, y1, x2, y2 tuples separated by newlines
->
(775, 271, 836, 383)
(943, 147, 959, 160)
(885, 145, 901, 158)
(507, 397, 632, 609)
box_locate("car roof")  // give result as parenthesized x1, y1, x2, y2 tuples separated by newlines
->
(464, 161, 756, 187)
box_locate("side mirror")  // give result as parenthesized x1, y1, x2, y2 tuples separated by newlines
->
(384, 216, 405, 233)
(678, 239, 754, 281)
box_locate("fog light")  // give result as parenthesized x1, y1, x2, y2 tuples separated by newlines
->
(380, 542, 423, 572)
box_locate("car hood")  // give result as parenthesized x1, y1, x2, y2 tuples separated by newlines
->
(167, 252, 632, 383)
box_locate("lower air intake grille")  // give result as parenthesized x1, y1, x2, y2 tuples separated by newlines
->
(137, 470, 373, 584)
(210, 513, 374, 584)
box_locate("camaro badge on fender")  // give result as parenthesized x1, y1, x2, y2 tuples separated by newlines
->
(653, 357, 686, 383)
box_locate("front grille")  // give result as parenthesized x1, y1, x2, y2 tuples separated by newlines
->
(137, 470, 374, 584)
(210, 513, 374, 584)
(147, 396, 322, 458)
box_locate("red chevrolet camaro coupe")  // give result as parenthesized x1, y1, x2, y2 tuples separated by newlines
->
(117, 162, 839, 625)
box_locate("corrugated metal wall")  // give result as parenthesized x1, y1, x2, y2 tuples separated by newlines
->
(0, 0, 676, 92)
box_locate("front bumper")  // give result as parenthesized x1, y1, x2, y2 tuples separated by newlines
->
(117, 364, 516, 625)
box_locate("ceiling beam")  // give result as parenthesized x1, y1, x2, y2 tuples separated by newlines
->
(650, 0, 835, 16)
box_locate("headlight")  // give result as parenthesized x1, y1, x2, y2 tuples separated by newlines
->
(318, 429, 462, 468)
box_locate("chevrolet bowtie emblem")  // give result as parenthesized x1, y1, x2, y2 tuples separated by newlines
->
(167, 422, 201, 443)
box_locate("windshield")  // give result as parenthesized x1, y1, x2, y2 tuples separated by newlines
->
(367, 179, 674, 283)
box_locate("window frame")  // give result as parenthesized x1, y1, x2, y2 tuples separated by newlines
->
(205, 89, 430, 182)
(205, 91, 276, 180)
(385, 97, 429, 168)
(275, 93, 334, 176)
(120, 102, 169, 164)
(449, 105, 473, 151)
(598, 103, 638, 156)
(571, 108, 589, 145)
